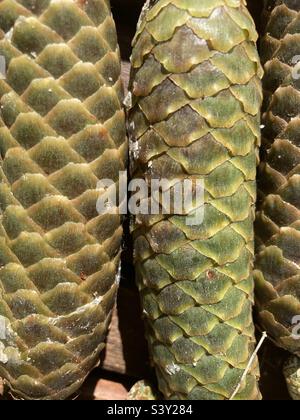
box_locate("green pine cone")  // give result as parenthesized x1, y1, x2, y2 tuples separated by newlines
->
(130, 0, 263, 400)
(128, 380, 159, 400)
(0, 0, 127, 400)
(254, 0, 300, 358)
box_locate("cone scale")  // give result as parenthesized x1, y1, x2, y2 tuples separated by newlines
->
(0, 0, 127, 400)
(254, 0, 300, 400)
(130, 0, 263, 400)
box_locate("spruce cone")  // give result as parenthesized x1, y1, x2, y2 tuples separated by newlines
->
(130, 0, 263, 400)
(254, 0, 300, 400)
(127, 380, 158, 400)
(0, 0, 127, 400)
(283, 356, 300, 400)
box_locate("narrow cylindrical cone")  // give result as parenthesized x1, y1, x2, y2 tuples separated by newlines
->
(0, 0, 127, 400)
(254, 0, 300, 400)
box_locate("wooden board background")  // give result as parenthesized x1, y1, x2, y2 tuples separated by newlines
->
(0, 0, 292, 401)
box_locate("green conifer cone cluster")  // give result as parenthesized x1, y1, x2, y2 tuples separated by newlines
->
(254, 0, 300, 400)
(130, 0, 263, 400)
(0, 0, 127, 400)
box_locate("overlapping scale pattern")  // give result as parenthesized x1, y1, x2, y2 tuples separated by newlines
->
(130, 0, 263, 400)
(253, 0, 300, 399)
(0, 0, 127, 400)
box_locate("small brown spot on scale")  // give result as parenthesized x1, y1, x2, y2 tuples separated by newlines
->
(76, 0, 88, 9)
(27, 315, 36, 323)
(206, 270, 216, 280)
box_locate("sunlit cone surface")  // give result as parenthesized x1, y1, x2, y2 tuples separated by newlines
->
(127, 380, 158, 400)
(254, 0, 300, 400)
(130, 0, 263, 400)
(0, 0, 127, 400)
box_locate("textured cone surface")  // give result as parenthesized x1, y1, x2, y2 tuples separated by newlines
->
(127, 380, 158, 400)
(0, 0, 127, 400)
(130, 0, 263, 400)
(283, 356, 300, 400)
(254, 0, 300, 360)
